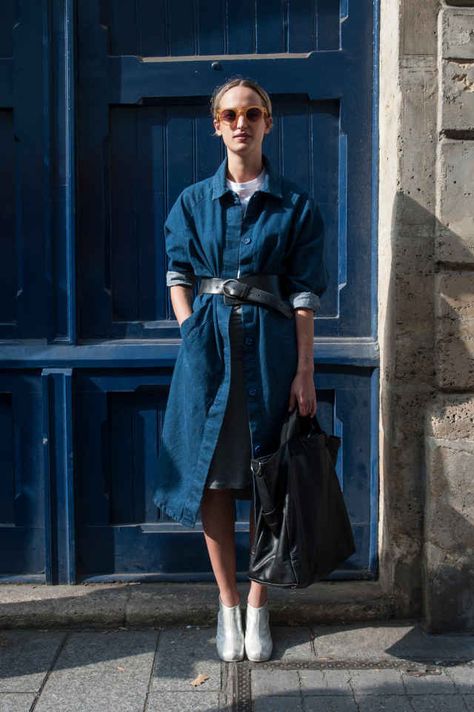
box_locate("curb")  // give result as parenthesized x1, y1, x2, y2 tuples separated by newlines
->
(0, 581, 397, 629)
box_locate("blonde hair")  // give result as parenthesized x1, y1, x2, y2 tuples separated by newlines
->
(210, 77, 272, 136)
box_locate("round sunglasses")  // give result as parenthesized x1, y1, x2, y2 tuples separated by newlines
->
(215, 105, 269, 125)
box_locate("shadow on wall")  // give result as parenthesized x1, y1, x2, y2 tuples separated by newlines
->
(380, 189, 474, 632)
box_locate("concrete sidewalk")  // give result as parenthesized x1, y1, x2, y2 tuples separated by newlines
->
(0, 621, 472, 711)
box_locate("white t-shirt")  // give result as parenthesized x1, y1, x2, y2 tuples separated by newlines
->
(226, 167, 266, 217)
(226, 167, 266, 278)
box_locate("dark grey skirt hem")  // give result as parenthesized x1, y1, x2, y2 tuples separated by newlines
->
(204, 484, 253, 500)
(204, 304, 253, 495)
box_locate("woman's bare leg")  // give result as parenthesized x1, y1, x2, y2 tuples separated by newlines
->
(201, 488, 240, 606)
(247, 501, 268, 607)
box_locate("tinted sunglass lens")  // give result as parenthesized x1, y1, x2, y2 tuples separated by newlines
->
(246, 108, 263, 121)
(220, 110, 237, 123)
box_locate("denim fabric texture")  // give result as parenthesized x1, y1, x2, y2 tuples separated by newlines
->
(153, 153, 329, 527)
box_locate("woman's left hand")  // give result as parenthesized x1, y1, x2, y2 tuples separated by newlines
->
(288, 370, 317, 417)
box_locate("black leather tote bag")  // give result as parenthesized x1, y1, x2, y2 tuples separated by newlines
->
(248, 408, 356, 588)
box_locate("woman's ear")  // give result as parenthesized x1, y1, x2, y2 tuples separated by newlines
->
(213, 118, 222, 136)
(264, 115, 273, 134)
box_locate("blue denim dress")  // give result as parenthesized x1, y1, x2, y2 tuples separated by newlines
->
(152, 153, 329, 528)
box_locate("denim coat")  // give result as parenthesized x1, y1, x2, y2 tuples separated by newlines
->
(153, 153, 328, 528)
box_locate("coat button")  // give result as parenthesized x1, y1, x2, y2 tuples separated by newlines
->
(248, 387, 257, 397)
(242, 237, 251, 244)
(255, 444, 263, 454)
(245, 336, 254, 346)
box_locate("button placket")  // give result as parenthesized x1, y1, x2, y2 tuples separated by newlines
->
(223, 202, 243, 277)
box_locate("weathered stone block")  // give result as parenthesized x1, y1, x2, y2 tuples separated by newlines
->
(435, 336, 474, 390)
(393, 237, 434, 338)
(426, 394, 474, 439)
(441, 60, 474, 131)
(441, 8, 474, 59)
(398, 65, 437, 221)
(424, 396, 474, 631)
(435, 272, 474, 390)
(401, 2, 440, 56)
(437, 141, 474, 261)
(393, 332, 435, 383)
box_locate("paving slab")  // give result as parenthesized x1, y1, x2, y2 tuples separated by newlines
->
(270, 625, 314, 661)
(409, 695, 470, 711)
(33, 630, 157, 712)
(0, 693, 36, 712)
(311, 622, 474, 664)
(348, 668, 405, 700)
(0, 630, 65, 693)
(401, 668, 458, 695)
(145, 690, 221, 711)
(347, 669, 406, 697)
(356, 697, 414, 712)
(251, 669, 300, 697)
(299, 669, 354, 695)
(311, 623, 415, 663)
(303, 697, 358, 711)
(34, 674, 150, 712)
(253, 696, 304, 711)
(444, 664, 474, 694)
(150, 627, 222, 693)
(47, 629, 157, 676)
(392, 630, 474, 664)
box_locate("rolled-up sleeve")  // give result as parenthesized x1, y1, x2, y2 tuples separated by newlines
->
(283, 194, 328, 314)
(164, 192, 196, 288)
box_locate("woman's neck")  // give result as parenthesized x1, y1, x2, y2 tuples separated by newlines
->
(226, 152, 264, 183)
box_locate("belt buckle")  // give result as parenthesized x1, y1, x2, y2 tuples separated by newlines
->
(222, 278, 249, 299)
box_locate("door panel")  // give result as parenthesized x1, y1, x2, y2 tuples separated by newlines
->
(0, 373, 45, 579)
(73, 368, 377, 580)
(0, 0, 50, 341)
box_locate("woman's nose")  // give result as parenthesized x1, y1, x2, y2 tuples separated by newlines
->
(236, 113, 247, 129)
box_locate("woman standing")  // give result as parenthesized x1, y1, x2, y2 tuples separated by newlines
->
(153, 78, 328, 663)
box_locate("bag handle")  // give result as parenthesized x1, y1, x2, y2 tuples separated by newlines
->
(278, 407, 299, 446)
(280, 408, 324, 444)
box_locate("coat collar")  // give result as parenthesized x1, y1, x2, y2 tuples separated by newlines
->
(211, 153, 283, 201)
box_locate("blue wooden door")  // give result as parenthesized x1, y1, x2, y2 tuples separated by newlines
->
(0, 0, 379, 583)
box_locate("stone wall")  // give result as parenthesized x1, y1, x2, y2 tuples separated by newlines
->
(379, 0, 473, 632)
(423, 2, 474, 633)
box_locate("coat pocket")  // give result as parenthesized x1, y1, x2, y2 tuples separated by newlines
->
(179, 301, 210, 340)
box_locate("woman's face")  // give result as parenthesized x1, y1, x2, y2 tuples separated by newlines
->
(213, 85, 272, 159)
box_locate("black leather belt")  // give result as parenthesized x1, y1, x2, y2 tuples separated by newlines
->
(198, 274, 293, 319)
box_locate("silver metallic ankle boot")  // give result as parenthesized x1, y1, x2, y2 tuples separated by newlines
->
(216, 596, 245, 662)
(244, 600, 273, 662)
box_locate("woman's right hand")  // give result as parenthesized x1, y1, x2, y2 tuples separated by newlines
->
(170, 285, 194, 327)
(179, 312, 194, 328)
